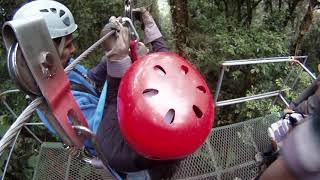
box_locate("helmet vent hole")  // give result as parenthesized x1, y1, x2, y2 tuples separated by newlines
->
(197, 86, 206, 93)
(143, 89, 159, 97)
(50, 8, 57, 13)
(59, 10, 65, 17)
(181, 65, 189, 74)
(40, 9, 49, 13)
(193, 105, 203, 118)
(63, 17, 71, 26)
(164, 109, 175, 124)
(153, 65, 166, 76)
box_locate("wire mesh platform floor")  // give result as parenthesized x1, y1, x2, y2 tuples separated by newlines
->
(33, 113, 279, 180)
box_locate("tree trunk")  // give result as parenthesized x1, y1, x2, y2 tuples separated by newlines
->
(246, 0, 253, 26)
(278, 0, 282, 12)
(283, 0, 303, 27)
(264, 0, 273, 14)
(170, 0, 188, 56)
(223, 0, 229, 19)
(291, 0, 320, 55)
(237, 0, 243, 23)
(244, 0, 262, 26)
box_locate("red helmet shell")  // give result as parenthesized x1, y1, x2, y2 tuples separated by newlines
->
(118, 52, 214, 160)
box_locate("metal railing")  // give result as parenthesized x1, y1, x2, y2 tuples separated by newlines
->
(214, 56, 316, 107)
(0, 90, 44, 180)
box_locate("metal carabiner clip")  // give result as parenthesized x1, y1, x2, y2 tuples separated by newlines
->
(121, 17, 139, 41)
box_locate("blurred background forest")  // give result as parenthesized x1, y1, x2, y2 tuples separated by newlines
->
(0, 0, 320, 178)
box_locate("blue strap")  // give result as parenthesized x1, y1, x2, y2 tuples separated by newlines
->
(106, 165, 124, 180)
(91, 81, 108, 133)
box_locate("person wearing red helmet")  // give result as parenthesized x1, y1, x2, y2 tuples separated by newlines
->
(118, 52, 214, 160)
(90, 9, 180, 179)
(90, 8, 214, 180)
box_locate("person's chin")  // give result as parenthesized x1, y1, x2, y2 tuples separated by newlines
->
(62, 58, 70, 68)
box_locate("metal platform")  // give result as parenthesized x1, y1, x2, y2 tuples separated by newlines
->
(33, 113, 279, 180)
(33, 143, 113, 180)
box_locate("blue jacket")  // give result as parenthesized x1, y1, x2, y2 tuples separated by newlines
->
(37, 59, 106, 154)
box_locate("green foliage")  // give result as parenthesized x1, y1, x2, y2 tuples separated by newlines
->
(2, 137, 40, 180)
(300, 13, 320, 73)
(262, 11, 288, 32)
(212, 27, 289, 60)
(183, 1, 320, 126)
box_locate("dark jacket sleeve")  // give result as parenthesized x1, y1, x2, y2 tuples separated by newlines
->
(95, 75, 162, 172)
(282, 113, 320, 180)
(293, 94, 320, 115)
(151, 37, 169, 53)
(87, 56, 108, 87)
(292, 77, 320, 115)
(94, 40, 180, 175)
(95, 75, 181, 176)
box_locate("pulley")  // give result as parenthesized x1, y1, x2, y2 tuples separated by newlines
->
(7, 42, 40, 96)
(124, 0, 133, 20)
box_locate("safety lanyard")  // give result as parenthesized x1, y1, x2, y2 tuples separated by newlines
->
(91, 81, 108, 133)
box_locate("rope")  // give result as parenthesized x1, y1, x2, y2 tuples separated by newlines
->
(0, 97, 43, 155)
(0, 30, 115, 157)
(0, 89, 20, 98)
(64, 30, 115, 73)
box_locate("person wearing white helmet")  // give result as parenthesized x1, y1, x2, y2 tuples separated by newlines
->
(13, 0, 77, 67)
(12, 0, 103, 155)
(13, 1, 179, 179)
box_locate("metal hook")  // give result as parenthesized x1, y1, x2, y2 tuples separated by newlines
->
(72, 125, 95, 139)
(122, 17, 140, 41)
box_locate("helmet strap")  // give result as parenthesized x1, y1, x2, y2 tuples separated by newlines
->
(58, 36, 66, 57)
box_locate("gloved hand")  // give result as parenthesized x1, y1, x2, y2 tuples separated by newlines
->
(268, 118, 291, 150)
(133, 7, 162, 44)
(268, 112, 305, 150)
(104, 17, 132, 78)
(100, 22, 117, 51)
(105, 16, 130, 61)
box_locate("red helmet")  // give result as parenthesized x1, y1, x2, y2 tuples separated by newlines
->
(118, 52, 214, 160)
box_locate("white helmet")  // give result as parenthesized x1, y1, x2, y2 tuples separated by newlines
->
(13, 0, 77, 39)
